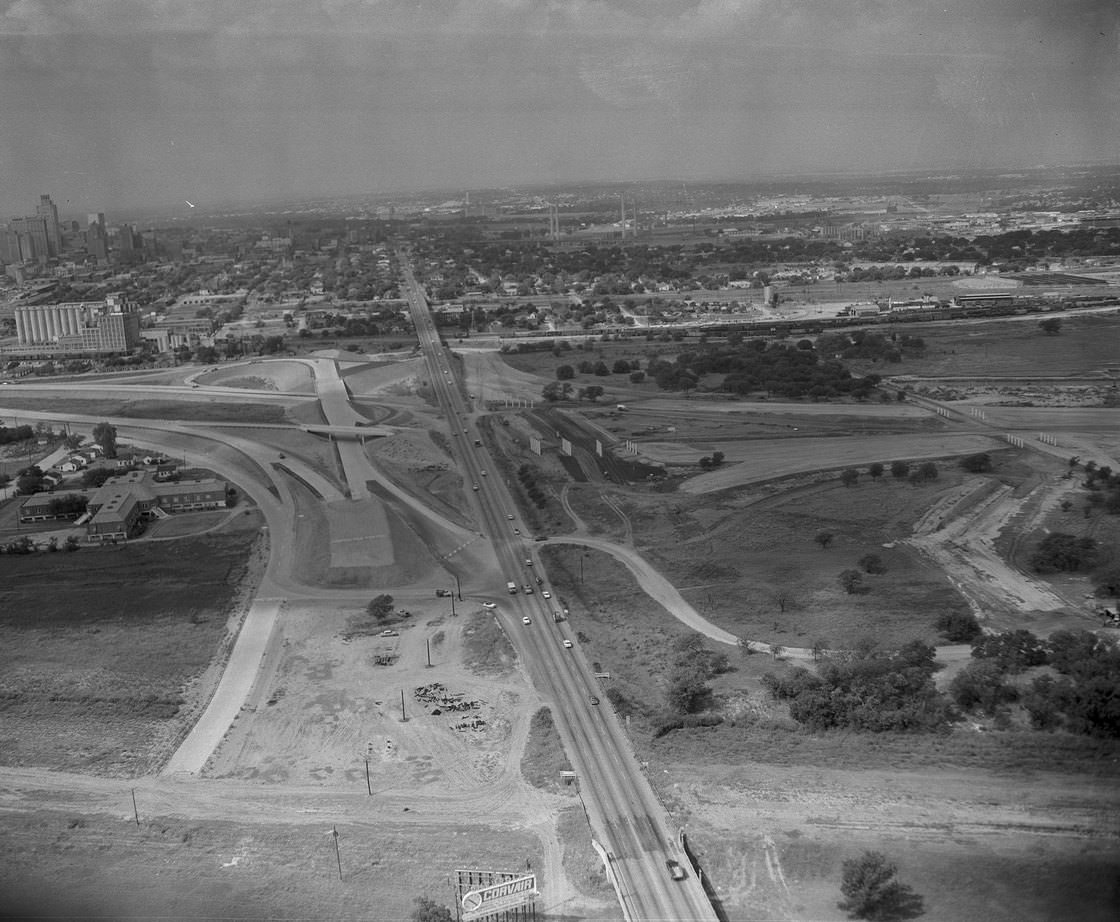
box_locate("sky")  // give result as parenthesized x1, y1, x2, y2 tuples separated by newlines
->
(1, 0, 1118, 218)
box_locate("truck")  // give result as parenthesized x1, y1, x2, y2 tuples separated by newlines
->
(506, 581, 518, 594)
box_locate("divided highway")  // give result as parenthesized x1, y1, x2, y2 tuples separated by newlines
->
(400, 261, 718, 922)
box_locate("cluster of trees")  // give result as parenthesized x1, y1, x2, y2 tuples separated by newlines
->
(0, 535, 81, 555)
(630, 339, 883, 401)
(950, 629, 1120, 738)
(817, 330, 926, 365)
(1029, 531, 1119, 600)
(517, 464, 550, 510)
(666, 635, 731, 714)
(697, 451, 725, 471)
(0, 424, 35, 446)
(1081, 460, 1120, 516)
(762, 641, 952, 732)
(838, 554, 888, 594)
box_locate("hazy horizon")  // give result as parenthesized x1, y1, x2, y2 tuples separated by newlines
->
(2, 0, 1118, 220)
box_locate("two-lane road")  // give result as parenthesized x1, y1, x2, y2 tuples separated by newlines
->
(399, 260, 717, 922)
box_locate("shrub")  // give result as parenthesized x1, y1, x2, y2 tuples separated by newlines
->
(935, 611, 982, 642)
(970, 629, 1048, 673)
(949, 660, 1018, 715)
(858, 554, 886, 575)
(959, 452, 993, 473)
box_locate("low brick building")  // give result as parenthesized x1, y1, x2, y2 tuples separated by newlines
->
(85, 469, 228, 543)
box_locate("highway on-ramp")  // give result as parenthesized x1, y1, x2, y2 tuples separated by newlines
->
(400, 261, 718, 922)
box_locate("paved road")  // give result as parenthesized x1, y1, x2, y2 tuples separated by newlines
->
(162, 598, 284, 775)
(400, 259, 717, 922)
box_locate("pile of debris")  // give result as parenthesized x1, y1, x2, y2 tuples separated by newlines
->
(414, 682, 481, 715)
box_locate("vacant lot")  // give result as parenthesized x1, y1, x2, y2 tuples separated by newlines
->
(859, 311, 1120, 378)
(565, 469, 974, 650)
(0, 394, 292, 423)
(0, 808, 542, 922)
(0, 533, 259, 775)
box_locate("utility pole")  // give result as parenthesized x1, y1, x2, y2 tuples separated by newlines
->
(332, 826, 342, 880)
(426, 638, 432, 668)
(400, 689, 407, 722)
(454, 573, 462, 601)
(131, 788, 140, 827)
(364, 759, 372, 796)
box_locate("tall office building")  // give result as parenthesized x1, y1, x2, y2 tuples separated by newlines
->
(86, 213, 108, 263)
(8, 215, 50, 263)
(36, 194, 62, 256)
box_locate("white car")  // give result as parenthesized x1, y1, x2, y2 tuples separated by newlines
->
(563, 639, 573, 649)
(542, 591, 551, 599)
(506, 514, 515, 520)
(482, 602, 497, 610)
(522, 616, 532, 625)
(513, 528, 520, 535)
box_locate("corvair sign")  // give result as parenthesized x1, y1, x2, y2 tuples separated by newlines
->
(461, 873, 538, 920)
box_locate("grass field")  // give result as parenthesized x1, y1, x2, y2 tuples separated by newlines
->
(0, 396, 289, 423)
(0, 533, 259, 775)
(858, 311, 1120, 378)
(0, 809, 540, 922)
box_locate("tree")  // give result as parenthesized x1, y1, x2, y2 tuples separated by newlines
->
(915, 461, 938, 482)
(840, 569, 865, 594)
(959, 452, 993, 473)
(92, 422, 118, 459)
(841, 468, 859, 487)
(970, 629, 1048, 673)
(64, 434, 83, 450)
(410, 897, 453, 922)
(935, 611, 982, 643)
(667, 666, 712, 714)
(367, 594, 394, 623)
(64, 535, 81, 552)
(555, 364, 574, 380)
(868, 462, 884, 481)
(837, 851, 924, 921)
(711, 451, 724, 466)
(815, 531, 835, 550)
(82, 467, 115, 489)
(890, 460, 910, 479)
(859, 554, 886, 575)
(949, 660, 1018, 715)
(1039, 317, 1062, 335)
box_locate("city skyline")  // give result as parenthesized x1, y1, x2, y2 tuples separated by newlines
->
(1, 0, 1118, 217)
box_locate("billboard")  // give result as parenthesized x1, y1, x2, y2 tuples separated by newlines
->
(456, 871, 538, 921)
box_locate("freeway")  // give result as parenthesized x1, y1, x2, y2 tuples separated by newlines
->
(400, 260, 717, 922)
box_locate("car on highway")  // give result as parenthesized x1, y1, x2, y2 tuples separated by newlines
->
(589, 695, 600, 706)
(513, 528, 520, 535)
(666, 859, 687, 881)
(380, 629, 399, 637)
(522, 616, 531, 625)
(563, 639, 573, 649)
(481, 470, 487, 476)
(523, 585, 534, 594)
(542, 590, 551, 599)
(506, 514, 515, 520)
(472, 484, 479, 491)
(482, 602, 497, 610)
